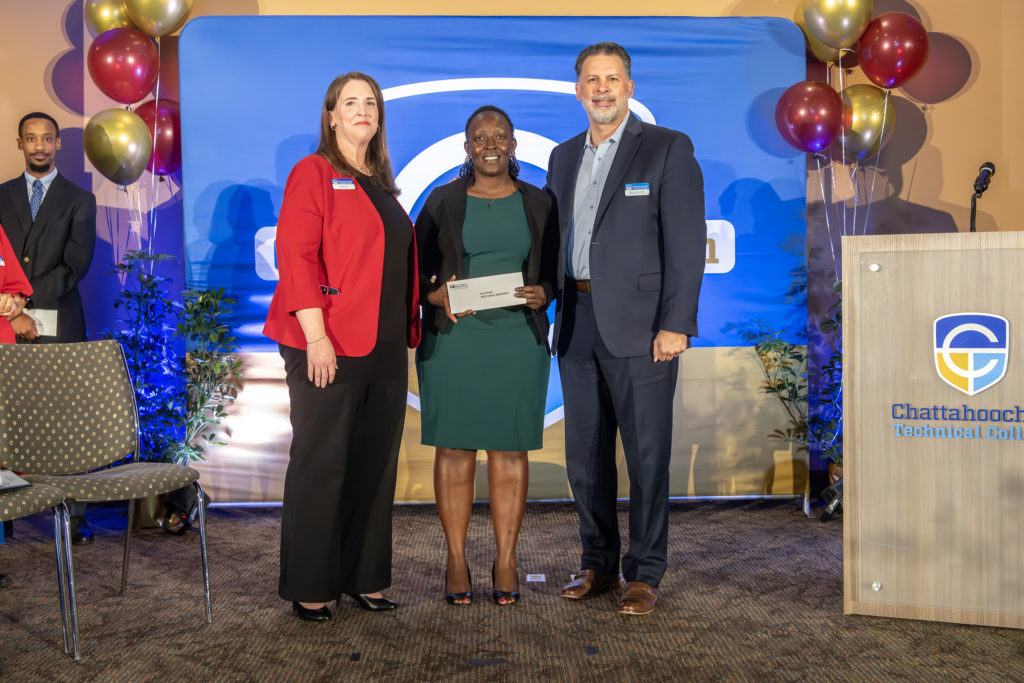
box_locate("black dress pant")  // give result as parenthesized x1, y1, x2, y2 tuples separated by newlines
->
(558, 289, 678, 588)
(278, 340, 408, 601)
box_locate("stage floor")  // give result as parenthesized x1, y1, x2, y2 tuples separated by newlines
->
(1, 501, 1018, 680)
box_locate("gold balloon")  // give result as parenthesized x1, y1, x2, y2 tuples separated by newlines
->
(835, 84, 895, 163)
(794, 5, 840, 63)
(123, 0, 194, 37)
(802, 0, 873, 50)
(84, 109, 153, 185)
(85, 0, 137, 38)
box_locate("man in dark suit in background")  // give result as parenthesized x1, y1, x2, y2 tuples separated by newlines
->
(546, 43, 706, 615)
(1, 113, 96, 344)
(0, 112, 97, 543)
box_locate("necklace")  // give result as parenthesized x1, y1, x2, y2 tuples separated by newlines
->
(474, 183, 515, 209)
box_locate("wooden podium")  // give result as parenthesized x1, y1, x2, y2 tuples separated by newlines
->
(843, 231, 1024, 629)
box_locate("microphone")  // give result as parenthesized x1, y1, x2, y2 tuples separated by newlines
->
(974, 162, 995, 195)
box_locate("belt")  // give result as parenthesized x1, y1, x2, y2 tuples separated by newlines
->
(572, 279, 592, 293)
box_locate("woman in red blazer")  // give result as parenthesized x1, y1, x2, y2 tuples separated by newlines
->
(1, 223, 32, 344)
(263, 73, 420, 622)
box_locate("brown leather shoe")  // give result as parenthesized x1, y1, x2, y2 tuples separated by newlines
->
(616, 581, 658, 615)
(560, 570, 622, 599)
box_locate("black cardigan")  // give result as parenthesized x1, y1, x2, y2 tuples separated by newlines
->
(414, 176, 558, 348)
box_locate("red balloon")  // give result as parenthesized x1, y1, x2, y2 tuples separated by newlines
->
(136, 98, 181, 175)
(857, 12, 930, 89)
(87, 28, 159, 104)
(774, 81, 844, 154)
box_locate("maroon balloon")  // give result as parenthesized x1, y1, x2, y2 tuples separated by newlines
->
(857, 12, 930, 89)
(774, 81, 844, 154)
(136, 98, 181, 175)
(87, 28, 159, 104)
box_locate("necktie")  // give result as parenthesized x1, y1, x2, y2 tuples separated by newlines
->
(30, 179, 43, 222)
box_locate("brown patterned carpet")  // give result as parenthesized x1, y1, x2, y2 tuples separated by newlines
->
(0, 500, 1021, 681)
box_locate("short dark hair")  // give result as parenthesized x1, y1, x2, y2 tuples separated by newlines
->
(574, 42, 632, 79)
(18, 112, 60, 138)
(458, 105, 520, 182)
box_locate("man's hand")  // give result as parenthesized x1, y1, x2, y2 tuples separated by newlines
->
(11, 313, 38, 340)
(653, 330, 689, 362)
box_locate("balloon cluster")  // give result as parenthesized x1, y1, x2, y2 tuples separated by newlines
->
(83, 0, 192, 184)
(776, 1, 929, 162)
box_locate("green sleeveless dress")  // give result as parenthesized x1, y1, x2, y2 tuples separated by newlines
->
(417, 193, 550, 451)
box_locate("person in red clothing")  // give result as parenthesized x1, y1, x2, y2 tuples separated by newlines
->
(1, 221, 31, 589)
(263, 73, 420, 622)
(1, 222, 32, 344)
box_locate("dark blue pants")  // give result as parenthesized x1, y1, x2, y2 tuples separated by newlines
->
(558, 289, 677, 587)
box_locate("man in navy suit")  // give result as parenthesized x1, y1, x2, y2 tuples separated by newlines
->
(0, 112, 97, 544)
(546, 43, 706, 615)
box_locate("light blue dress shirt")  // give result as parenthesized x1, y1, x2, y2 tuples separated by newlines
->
(567, 114, 631, 279)
(24, 167, 58, 206)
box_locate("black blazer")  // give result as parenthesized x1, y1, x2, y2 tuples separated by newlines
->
(0, 173, 97, 342)
(414, 176, 558, 348)
(546, 114, 706, 357)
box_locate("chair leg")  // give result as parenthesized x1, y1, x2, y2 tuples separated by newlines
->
(121, 499, 136, 595)
(196, 482, 212, 623)
(59, 503, 80, 661)
(52, 506, 70, 655)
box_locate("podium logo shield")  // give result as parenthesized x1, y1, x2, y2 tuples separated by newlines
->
(934, 313, 1009, 396)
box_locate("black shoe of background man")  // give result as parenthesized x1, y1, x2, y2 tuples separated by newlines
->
(0, 573, 12, 588)
(69, 515, 94, 545)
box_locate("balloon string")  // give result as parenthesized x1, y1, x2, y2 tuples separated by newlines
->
(823, 60, 840, 249)
(146, 37, 163, 270)
(827, 148, 841, 249)
(861, 89, 890, 236)
(850, 163, 859, 238)
(125, 183, 143, 250)
(105, 186, 126, 276)
(816, 154, 840, 285)
(905, 153, 919, 205)
(837, 51, 848, 238)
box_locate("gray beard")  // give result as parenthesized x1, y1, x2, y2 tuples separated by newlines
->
(585, 101, 627, 125)
(28, 162, 52, 175)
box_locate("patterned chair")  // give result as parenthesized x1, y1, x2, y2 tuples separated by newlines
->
(0, 340, 211, 655)
(0, 481, 79, 659)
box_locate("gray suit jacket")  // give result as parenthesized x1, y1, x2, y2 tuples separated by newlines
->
(0, 173, 97, 342)
(546, 114, 706, 357)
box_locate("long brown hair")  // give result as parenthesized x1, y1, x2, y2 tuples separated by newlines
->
(317, 72, 399, 195)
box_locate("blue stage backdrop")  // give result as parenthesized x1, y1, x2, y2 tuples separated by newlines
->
(179, 16, 807, 358)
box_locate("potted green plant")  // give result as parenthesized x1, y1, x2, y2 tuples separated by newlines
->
(165, 288, 243, 466)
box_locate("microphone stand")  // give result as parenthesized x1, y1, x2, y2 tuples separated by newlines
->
(970, 191, 980, 232)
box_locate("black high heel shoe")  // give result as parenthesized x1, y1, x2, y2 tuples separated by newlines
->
(292, 601, 332, 622)
(491, 563, 520, 606)
(346, 593, 398, 611)
(445, 565, 473, 605)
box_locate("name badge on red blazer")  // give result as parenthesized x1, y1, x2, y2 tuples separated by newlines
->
(331, 178, 356, 190)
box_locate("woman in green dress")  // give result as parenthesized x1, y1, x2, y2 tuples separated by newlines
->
(415, 106, 557, 606)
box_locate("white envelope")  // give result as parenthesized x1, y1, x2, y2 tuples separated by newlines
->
(24, 308, 58, 337)
(446, 272, 524, 313)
